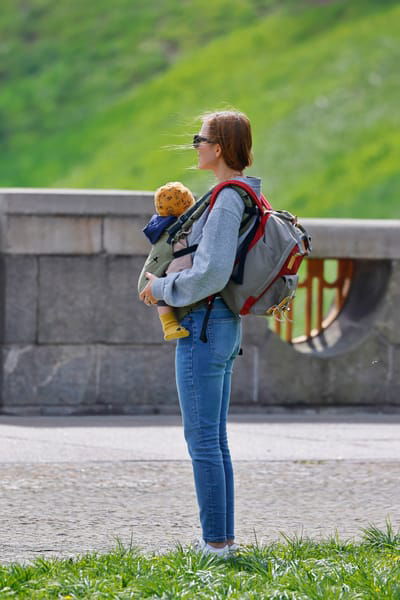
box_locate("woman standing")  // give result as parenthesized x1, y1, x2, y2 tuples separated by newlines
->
(140, 110, 262, 556)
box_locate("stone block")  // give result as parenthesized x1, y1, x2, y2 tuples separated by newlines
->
(0, 188, 154, 216)
(387, 345, 400, 405)
(303, 219, 400, 259)
(4, 216, 101, 254)
(325, 334, 390, 404)
(38, 256, 105, 343)
(103, 256, 163, 343)
(241, 315, 272, 347)
(230, 345, 259, 406)
(257, 333, 331, 405)
(374, 261, 400, 344)
(2, 345, 97, 411)
(38, 256, 162, 343)
(0, 256, 38, 343)
(104, 217, 153, 255)
(1, 344, 177, 415)
(258, 330, 391, 406)
(96, 345, 176, 409)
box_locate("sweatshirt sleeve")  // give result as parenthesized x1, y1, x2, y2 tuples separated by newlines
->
(151, 187, 245, 307)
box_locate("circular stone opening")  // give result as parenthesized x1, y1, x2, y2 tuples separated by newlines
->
(293, 259, 392, 357)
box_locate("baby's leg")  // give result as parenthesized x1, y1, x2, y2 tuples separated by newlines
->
(157, 302, 190, 341)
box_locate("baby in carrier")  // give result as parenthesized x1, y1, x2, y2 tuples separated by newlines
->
(142, 181, 195, 340)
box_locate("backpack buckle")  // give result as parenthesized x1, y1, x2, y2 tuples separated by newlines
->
(287, 253, 302, 270)
(266, 296, 294, 322)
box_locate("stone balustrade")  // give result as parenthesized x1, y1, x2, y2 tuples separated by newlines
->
(0, 188, 399, 415)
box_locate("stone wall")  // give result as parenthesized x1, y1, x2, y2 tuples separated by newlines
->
(0, 188, 399, 415)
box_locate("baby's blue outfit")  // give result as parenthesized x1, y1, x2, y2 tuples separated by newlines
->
(143, 214, 176, 244)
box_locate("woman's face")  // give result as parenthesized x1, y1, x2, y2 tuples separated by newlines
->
(196, 122, 220, 171)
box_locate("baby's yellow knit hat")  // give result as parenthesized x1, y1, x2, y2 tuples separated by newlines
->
(154, 181, 195, 217)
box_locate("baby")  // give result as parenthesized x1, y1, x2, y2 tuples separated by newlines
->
(142, 181, 195, 341)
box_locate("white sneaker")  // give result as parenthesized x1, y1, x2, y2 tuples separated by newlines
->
(228, 543, 239, 553)
(192, 538, 229, 557)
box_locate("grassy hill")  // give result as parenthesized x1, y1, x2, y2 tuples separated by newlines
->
(1, 0, 399, 218)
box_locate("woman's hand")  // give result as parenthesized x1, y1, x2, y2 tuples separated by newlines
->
(139, 272, 159, 306)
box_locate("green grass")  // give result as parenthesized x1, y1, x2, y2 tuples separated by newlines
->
(1, 0, 399, 219)
(0, 0, 278, 185)
(1, 521, 400, 598)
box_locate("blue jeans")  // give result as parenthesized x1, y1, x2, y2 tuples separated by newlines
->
(175, 298, 242, 543)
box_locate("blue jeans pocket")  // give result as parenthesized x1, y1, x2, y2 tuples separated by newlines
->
(208, 318, 241, 362)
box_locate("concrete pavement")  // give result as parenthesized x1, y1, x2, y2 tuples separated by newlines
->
(1, 411, 400, 462)
(1, 411, 399, 564)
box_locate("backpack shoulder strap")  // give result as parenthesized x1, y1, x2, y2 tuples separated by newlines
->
(165, 179, 270, 247)
(209, 179, 272, 213)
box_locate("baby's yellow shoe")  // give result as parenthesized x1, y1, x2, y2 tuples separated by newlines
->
(160, 312, 190, 341)
(164, 324, 190, 341)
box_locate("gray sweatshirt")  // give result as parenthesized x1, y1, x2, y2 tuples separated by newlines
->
(151, 176, 262, 307)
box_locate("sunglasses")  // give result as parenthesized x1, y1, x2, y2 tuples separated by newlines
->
(192, 134, 214, 148)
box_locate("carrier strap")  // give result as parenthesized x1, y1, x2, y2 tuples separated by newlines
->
(231, 218, 260, 285)
(239, 205, 259, 235)
(166, 191, 212, 244)
(172, 244, 198, 259)
(244, 206, 260, 215)
(199, 295, 216, 343)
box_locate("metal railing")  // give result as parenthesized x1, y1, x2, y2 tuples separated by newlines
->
(274, 258, 354, 343)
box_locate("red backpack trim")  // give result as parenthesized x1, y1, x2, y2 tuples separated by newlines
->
(209, 179, 272, 213)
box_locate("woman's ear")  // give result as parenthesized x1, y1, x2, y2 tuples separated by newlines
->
(215, 144, 222, 158)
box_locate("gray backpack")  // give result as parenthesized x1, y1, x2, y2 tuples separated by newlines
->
(209, 180, 312, 319)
